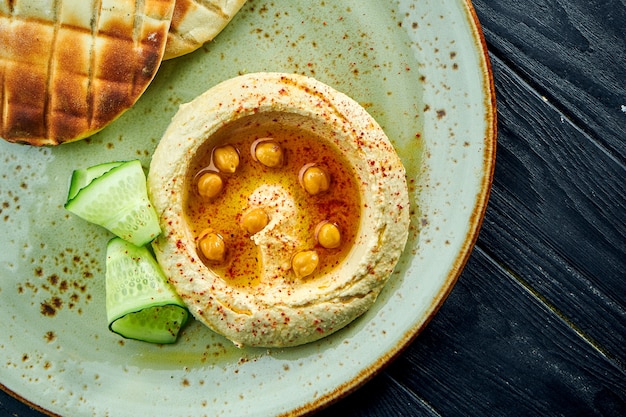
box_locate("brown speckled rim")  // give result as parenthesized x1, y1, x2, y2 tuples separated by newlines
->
(286, 1, 498, 416)
(0, 382, 62, 417)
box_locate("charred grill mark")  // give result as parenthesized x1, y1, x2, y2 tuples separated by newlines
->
(169, 0, 229, 38)
(170, 0, 192, 30)
(199, 0, 230, 21)
(134, 0, 145, 42)
(5, 0, 15, 14)
(0, 23, 6, 136)
(43, 0, 61, 141)
(87, 0, 101, 132)
(131, 0, 143, 100)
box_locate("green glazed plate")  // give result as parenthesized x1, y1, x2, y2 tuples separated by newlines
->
(0, 0, 496, 415)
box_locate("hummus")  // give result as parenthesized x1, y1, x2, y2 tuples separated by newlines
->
(148, 72, 410, 347)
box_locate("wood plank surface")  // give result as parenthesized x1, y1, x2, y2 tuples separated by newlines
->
(473, 0, 626, 164)
(392, 248, 625, 416)
(480, 54, 626, 365)
(474, 0, 625, 367)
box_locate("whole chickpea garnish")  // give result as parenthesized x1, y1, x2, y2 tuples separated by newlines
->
(240, 207, 269, 235)
(315, 221, 341, 249)
(212, 145, 240, 173)
(197, 171, 223, 199)
(291, 250, 319, 278)
(197, 229, 226, 263)
(251, 138, 284, 168)
(298, 163, 330, 195)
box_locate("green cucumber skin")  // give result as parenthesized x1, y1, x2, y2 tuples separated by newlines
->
(66, 161, 124, 201)
(105, 237, 188, 344)
(105, 237, 187, 319)
(110, 305, 188, 344)
(65, 160, 161, 246)
(65, 160, 187, 344)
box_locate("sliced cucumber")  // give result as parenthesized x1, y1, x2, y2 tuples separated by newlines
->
(65, 160, 161, 247)
(66, 161, 124, 201)
(110, 305, 189, 344)
(105, 237, 189, 344)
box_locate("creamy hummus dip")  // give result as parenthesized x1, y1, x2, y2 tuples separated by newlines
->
(148, 72, 410, 347)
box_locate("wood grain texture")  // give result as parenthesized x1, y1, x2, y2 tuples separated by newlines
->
(479, 54, 626, 366)
(473, 0, 626, 370)
(473, 0, 626, 164)
(387, 249, 625, 416)
(317, 373, 440, 417)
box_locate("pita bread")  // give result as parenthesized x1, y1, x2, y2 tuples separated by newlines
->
(0, 0, 176, 146)
(164, 0, 246, 60)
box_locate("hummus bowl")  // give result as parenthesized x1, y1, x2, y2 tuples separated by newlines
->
(0, 0, 496, 416)
(148, 72, 410, 348)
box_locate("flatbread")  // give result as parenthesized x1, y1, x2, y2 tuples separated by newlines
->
(164, 0, 246, 60)
(0, 0, 176, 146)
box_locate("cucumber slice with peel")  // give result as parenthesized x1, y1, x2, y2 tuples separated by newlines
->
(65, 160, 161, 246)
(110, 305, 189, 344)
(105, 237, 188, 344)
(66, 161, 124, 201)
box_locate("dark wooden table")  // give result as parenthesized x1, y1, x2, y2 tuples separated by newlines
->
(2, 0, 624, 416)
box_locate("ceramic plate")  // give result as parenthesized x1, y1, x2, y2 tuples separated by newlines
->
(0, 0, 496, 415)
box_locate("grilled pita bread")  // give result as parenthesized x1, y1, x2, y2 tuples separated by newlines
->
(164, 0, 246, 60)
(0, 0, 176, 146)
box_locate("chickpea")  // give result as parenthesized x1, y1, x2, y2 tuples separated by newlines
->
(291, 250, 319, 278)
(213, 145, 240, 173)
(197, 172, 223, 199)
(254, 140, 284, 168)
(198, 230, 226, 262)
(300, 165, 330, 195)
(316, 222, 341, 249)
(240, 208, 269, 235)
